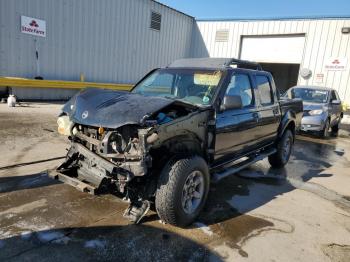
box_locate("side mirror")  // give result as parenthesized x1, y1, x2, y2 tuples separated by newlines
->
(220, 95, 242, 111)
(331, 99, 341, 105)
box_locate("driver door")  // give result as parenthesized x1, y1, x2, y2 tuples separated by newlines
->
(214, 72, 260, 164)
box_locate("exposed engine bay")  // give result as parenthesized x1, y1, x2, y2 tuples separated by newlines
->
(50, 88, 213, 223)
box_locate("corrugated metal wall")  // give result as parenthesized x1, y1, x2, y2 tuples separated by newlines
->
(0, 0, 194, 99)
(192, 19, 350, 104)
(1, 1, 350, 104)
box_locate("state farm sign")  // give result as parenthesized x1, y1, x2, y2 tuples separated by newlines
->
(21, 16, 46, 37)
(324, 57, 347, 71)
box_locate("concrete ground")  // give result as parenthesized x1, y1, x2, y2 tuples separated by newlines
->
(0, 102, 350, 262)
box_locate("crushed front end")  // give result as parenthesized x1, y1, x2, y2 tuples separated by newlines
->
(48, 88, 212, 224)
(49, 120, 156, 223)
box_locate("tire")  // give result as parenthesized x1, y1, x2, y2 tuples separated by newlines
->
(155, 155, 210, 227)
(331, 122, 339, 134)
(268, 129, 294, 168)
(320, 119, 330, 138)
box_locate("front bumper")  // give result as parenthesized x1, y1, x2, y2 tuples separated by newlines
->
(300, 114, 327, 132)
(48, 142, 146, 194)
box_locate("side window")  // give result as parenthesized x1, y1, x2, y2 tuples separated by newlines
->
(226, 73, 253, 107)
(331, 91, 337, 101)
(256, 75, 273, 105)
(335, 91, 341, 101)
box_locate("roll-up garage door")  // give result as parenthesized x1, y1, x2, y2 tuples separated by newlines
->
(240, 35, 305, 64)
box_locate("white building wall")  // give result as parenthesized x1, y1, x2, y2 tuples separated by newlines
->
(0, 0, 194, 99)
(192, 19, 350, 104)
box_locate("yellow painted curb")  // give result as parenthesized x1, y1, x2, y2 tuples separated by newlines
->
(0, 77, 133, 91)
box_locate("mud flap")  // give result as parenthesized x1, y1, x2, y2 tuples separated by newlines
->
(123, 200, 150, 224)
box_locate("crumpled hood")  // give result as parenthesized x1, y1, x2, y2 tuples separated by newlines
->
(303, 102, 327, 112)
(62, 88, 174, 128)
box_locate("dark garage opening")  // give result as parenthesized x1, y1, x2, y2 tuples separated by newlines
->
(260, 63, 300, 94)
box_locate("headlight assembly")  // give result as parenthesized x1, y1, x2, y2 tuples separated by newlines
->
(57, 115, 74, 136)
(309, 109, 323, 115)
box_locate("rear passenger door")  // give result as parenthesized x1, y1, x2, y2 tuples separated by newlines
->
(255, 74, 280, 144)
(215, 72, 260, 163)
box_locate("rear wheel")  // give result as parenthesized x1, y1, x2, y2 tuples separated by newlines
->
(268, 129, 293, 168)
(155, 156, 210, 227)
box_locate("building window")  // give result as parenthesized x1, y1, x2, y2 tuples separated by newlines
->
(215, 29, 229, 42)
(150, 11, 161, 31)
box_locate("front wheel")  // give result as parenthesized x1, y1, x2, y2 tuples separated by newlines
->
(331, 122, 339, 134)
(320, 119, 330, 138)
(268, 129, 294, 168)
(155, 156, 210, 227)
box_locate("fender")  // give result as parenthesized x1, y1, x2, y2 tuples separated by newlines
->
(277, 110, 296, 138)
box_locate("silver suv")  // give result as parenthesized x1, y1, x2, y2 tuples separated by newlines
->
(286, 86, 343, 137)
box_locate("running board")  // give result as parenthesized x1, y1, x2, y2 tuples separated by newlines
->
(212, 148, 276, 183)
(47, 169, 97, 195)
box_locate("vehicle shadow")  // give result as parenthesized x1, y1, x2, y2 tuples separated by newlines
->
(0, 224, 222, 262)
(0, 172, 59, 194)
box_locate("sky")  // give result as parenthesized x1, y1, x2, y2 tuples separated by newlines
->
(157, 0, 350, 20)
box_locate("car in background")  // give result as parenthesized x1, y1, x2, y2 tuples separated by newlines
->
(285, 86, 343, 137)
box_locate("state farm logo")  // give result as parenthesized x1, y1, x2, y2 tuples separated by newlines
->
(21, 16, 46, 37)
(29, 20, 39, 27)
(325, 58, 347, 71)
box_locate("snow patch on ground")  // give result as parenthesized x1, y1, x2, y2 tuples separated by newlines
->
(15, 220, 51, 233)
(52, 236, 71, 245)
(37, 231, 65, 243)
(21, 231, 33, 240)
(193, 222, 214, 236)
(84, 239, 106, 249)
(341, 115, 350, 125)
(334, 148, 345, 154)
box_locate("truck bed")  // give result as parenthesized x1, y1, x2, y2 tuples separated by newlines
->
(279, 98, 303, 130)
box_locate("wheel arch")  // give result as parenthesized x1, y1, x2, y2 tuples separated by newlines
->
(278, 111, 296, 139)
(149, 133, 206, 174)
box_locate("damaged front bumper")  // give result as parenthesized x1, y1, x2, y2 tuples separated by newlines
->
(48, 142, 147, 195)
(48, 141, 153, 224)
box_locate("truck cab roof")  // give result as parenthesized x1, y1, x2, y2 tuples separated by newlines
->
(167, 57, 264, 72)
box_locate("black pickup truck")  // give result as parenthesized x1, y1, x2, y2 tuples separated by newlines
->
(50, 58, 303, 227)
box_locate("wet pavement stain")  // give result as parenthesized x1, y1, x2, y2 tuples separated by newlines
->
(322, 243, 350, 262)
(210, 214, 274, 257)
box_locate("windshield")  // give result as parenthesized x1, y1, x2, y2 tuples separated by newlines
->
(291, 88, 329, 103)
(132, 69, 223, 106)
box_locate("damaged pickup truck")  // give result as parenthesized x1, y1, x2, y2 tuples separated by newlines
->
(49, 58, 302, 227)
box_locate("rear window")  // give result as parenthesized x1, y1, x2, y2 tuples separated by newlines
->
(256, 75, 273, 105)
